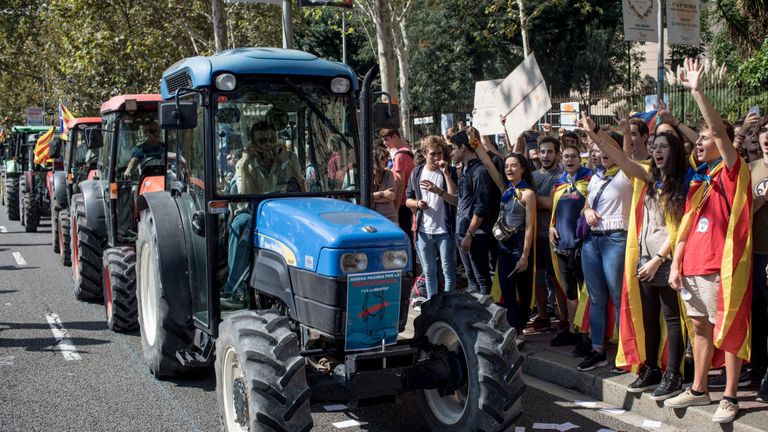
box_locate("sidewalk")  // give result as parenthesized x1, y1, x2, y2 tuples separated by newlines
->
(521, 331, 768, 432)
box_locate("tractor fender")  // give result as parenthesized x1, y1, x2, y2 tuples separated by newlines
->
(137, 191, 194, 328)
(52, 171, 68, 209)
(249, 249, 298, 318)
(79, 180, 108, 237)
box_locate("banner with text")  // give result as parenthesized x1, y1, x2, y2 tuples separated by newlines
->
(622, 0, 658, 42)
(495, 54, 551, 142)
(472, 79, 505, 135)
(667, 0, 700, 47)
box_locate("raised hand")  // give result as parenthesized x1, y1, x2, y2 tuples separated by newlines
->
(581, 111, 596, 133)
(615, 108, 630, 134)
(678, 58, 704, 92)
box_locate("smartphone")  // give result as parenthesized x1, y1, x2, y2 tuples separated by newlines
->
(749, 106, 760, 116)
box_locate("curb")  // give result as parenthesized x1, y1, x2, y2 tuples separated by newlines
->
(521, 333, 767, 432)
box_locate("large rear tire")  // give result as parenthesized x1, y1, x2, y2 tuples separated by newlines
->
(71, 194, 105, 302)
(5, 176, 19, 221)
(414, 291, 525, 432)
(59, 209, 72, 266)
(103, 246, 138, 332)
(136, 210, 195, 377)
(216, 310, 313, 432)
(23, 192, 39, 233)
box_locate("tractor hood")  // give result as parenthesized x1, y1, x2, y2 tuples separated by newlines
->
(254, 197, 410, 272)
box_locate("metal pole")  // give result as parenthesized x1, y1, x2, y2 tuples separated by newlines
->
(282, 0, 293, 49)
(656, 0, 664, 103)
(342, 12, 347, 64)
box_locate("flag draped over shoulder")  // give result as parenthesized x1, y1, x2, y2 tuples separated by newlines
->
(59, 100, 75, 139)
(550, 167, 591, 331)
(677, 159, 753, 366)
(33, 127, 55, 165)
(616, 171, 686, 371)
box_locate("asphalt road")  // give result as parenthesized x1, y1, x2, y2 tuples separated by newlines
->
(0, 207, 649, 432)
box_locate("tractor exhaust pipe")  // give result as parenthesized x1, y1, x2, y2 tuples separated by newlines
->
(359, 65, 378, 209)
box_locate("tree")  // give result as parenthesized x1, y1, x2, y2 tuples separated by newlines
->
(212, 0, 229, 53)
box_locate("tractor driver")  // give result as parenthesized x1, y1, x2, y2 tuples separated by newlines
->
(221, 121, 279, 308)
(123, 121, 164, 179)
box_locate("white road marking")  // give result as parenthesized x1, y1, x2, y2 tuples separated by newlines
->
(11, 252, 26, 266)
(0, 226, 7, 233)
(45, 313, 82, 361)
(332, 419, 362, 428)
(0, 355, 13, 366)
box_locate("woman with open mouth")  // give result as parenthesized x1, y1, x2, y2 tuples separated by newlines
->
(587, 112, 690, 401)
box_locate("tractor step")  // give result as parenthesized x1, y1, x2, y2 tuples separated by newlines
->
(175, 349, 209, 367)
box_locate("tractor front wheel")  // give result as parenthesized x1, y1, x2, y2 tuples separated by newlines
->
(71, 194, 104, 302)
(52, 199, 60, 253)
(414, 291, 525, 432)
(103, 246, 138, 332)
(216, 310, 313, 432)
(59, 209, 71, 266)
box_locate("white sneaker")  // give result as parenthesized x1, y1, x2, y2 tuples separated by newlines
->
(712, 399, 738, 423)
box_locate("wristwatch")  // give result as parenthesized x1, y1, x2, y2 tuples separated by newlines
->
(656, 253, 667, 262)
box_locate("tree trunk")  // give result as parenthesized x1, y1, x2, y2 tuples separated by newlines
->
(516, 0, 529, 58)
(373, 0, 398, 105)
(391, 3, 411, 142)
(212, 0, 228, 53)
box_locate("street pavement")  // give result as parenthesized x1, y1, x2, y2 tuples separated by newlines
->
(0, 208, 650, 432)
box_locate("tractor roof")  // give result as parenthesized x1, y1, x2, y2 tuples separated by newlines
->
(100, 94, 162, 114)
(160, 47, 358, 99)
(66, 117, 102, 129)
(11, 125, 57, 133)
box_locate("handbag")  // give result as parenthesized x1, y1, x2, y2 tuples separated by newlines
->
(493, 211, 516, 241)
(576, 174, 614, 240)
(637, 255, 672, 287)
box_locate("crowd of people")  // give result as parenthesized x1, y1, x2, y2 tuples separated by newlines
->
(371, 58, 767, 424)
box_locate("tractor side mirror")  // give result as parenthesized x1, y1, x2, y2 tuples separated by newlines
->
(159, 100, 198, 130)
(48, 138, 62, 159)
(86, 128, 103, 150)
(373, 102, 400, 130)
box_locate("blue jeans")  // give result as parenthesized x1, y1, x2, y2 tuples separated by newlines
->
(416, 232, 456, 298)
(458, 233, 493, 295)
(224, 211, 252, 295)
(581, 231, 627, 350)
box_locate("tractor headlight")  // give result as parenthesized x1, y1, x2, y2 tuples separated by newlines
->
(383, 250, 408, 269)
(330, 77, 350, 94)
(215, 73, 237, 91)
(340, 252, 368, 273)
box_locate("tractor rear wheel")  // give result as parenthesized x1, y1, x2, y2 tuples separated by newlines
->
(216, 310, 313, 432)
(5, 176, 19, 221)
(414, 291, 525, 432)
(52, 199, 60, 253)
(59, 209, 71, 266)
(23, 192, 39, 232)
(136, 210, 194, 377)
(71, 194, 105, 302)
(103, 246, 138, 332)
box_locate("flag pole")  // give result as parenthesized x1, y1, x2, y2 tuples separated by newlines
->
(656, 0, 664, 103)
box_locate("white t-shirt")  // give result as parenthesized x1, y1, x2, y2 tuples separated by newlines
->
(419, 167, 448, 235)
(587, 169, 632, 232)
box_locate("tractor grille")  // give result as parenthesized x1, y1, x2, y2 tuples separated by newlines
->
(165, 70, 192, 96)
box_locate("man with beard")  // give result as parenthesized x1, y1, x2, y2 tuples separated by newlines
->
(527, 136, 565, 334)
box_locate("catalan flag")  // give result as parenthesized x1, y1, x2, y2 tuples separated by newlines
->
(615, 171, 688, 373)
(33, 127, 55, 165)
(59, 100, 75, 139)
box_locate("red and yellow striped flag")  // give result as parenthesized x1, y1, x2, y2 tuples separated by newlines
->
(33, 127, 55, 165)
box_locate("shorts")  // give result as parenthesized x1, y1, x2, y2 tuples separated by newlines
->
(682, 274, 720, 324)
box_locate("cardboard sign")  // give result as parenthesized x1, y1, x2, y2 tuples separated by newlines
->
(472, 79, 505, 135)
(622, 0, 658, 42)
(345, 271, 401, 351)
(667, 0, 700, 47)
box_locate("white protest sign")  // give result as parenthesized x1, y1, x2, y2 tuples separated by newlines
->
(502, 81, 550, 144)
(472, 79, 504, 135)
(492, 54, 550, 143)
(622, 0, 658, 42)
(26, 107, 44, 126)
(667, 0, 700, 47)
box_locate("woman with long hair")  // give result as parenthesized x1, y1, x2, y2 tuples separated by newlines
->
(372, 145, 397, 223)
(590, 114, 689, 400)
(495, 153, 537, 345)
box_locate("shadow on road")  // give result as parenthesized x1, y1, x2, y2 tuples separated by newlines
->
(0, 336, 111, 352)
(0, 265, 40, 271)
(166, 365, 217, 392)
(0, 290, 19, 294)
(0, 320, 108, 332)
(1, 242, 54, 247)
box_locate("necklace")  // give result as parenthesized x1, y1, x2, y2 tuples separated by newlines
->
(627, 0, 654, 20)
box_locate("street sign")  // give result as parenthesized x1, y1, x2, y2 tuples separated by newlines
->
(622, 0, 658, 43)
(224, 0, 282, 4)
(298, 0, 353, 7)
(26, 107, 44, 126)
(667, 0, 700, 47)
(560, 102, 580, 130)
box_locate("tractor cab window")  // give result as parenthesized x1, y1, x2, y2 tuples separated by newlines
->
(213, 80, 357, 197)
(117, 114, 165, 180)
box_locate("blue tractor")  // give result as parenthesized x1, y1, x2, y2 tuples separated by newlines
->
(136, 48, 524, 431)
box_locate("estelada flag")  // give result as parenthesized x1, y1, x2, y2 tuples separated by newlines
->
(615, 170, 688, 373)
(677, 158, 753, 367)
(550, 167, 591, 332)
(33, 127, 55, 165)
(59, 100, 75, 139)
